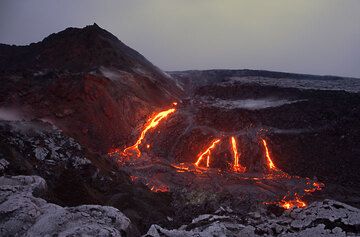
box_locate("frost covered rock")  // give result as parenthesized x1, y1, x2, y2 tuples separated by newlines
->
(145, 200, 360, 237)
(0, 175, 136, 237)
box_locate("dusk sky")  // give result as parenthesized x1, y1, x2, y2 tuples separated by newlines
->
(1, 0, 359, 77)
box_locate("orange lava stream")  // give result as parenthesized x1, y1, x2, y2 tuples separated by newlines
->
(195, 139, 221, 168)
(230, 137, 246, 173)
(123, 108, 176, 157)
(261, 139, 278, 171)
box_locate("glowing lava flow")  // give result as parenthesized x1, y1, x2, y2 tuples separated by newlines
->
(261, 139, 278, 171)
(230, 137, 246, 173)
(270, 179, 324, 209)
(305, 181, 324, 193)
(280, 193, 307, 209)
(123, 108, 176, 157)
(195, 139, 221, 168)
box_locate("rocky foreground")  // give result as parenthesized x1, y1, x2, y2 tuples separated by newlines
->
(146, 200, 360, 237)
(0, 175, 137, 236)
(1, 24, 360, 236)
(1, 173, 359, 237)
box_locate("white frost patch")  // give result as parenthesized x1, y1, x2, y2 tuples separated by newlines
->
(203, 98, 306, 110)
(133, 67, 150, 77)
(100, 67, 139, 88)
(100, 67, 122, 81)
(0, 108, 23, 121)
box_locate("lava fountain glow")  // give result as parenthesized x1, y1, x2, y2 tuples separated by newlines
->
(195, 139, 221, 167)
(122, 108, 176, 157)
(261, 139, 278, 171)
(231, 136, 246, 173)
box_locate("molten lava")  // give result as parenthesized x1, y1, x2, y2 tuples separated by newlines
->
(122, 108, 176, 157)
(129, 175, 139, 182)
(147, 180, 170, 193)
(150, 185, 170, 193)
(230, 136, 246, 173)
(280, 193, 307, 209)
(195, 139, 221, 168)
(305, 181, 324, 193)
(261, 139, 278, 171)
(172, 163, 190, 173)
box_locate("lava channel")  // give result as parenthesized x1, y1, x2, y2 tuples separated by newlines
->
(230, 136, 246, 173)
(120, 107, 176, 158)
(261, 139, 278, 171)
(195, 139, 221, 168)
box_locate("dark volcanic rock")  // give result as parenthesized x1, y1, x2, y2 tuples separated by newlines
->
(167, 70, 360, 208)
(1, 23, 170, 77)
(146, 199, 360, 236)
(1, 23, 360, 236)
(0, 175, 137, 237)
(0, 120, 173, 233)
(0, 24, 183, 152)
(0, 24, 182, 234)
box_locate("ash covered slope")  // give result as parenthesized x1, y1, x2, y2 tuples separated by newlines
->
(0, 24, 183, 152)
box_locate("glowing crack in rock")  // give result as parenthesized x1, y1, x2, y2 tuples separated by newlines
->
(122, 108, 176, 158)
(195, 139, 221, 168)
(261, 139, 278, 171)
(230, 136, 246, 173)
(305, 181, 324, 193)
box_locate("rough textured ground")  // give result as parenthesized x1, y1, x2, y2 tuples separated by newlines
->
(1, 25, 360, 236)
(0, 24, 182, 153)
(0, 120, 173, 233)
(169, 70, 360, 208)
(1, 174, 359, 237)
(0, 175, 137, 236)
(145, 199, 360, 237)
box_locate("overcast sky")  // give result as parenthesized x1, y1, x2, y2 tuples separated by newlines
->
(0, 0, 359, 77)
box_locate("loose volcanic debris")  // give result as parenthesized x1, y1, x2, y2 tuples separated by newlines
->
(145, 199, 360, 237)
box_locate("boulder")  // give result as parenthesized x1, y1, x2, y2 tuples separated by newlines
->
(0, 175, 137, 237)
